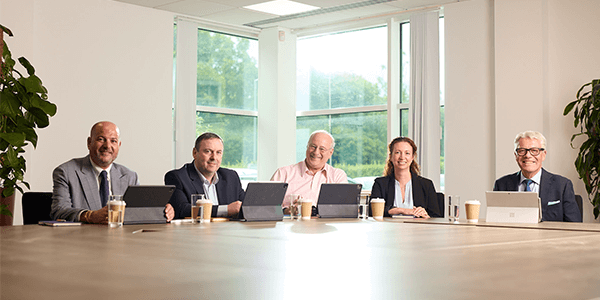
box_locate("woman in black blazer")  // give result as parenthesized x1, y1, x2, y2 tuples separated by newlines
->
(371, 137, 441, 218)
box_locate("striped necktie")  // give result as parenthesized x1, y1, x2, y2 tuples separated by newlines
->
(523, 179, 532, 192)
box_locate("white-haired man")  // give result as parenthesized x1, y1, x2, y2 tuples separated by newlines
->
(493, 131, 581, 222)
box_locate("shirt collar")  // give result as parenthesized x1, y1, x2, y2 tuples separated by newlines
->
(520, 170, 542, 185)
(89, 157, 112, 177)
(195, 164, 219, 185)
(301, 160, 328, 177)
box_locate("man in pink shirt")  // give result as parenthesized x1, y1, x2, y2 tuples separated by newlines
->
(270, 130, 348, 215)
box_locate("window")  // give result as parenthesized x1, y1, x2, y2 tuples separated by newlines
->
(297, 27, 388, 190)
(194, 29, 259, 187)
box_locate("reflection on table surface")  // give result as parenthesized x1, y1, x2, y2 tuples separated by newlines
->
(2, 218, 600, 299)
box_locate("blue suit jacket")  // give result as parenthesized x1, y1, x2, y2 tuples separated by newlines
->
(51, 155, 139, 221)
(493, 168, 582, 222)
(371, 172, 442, 218)
(164, 162, 245, 219)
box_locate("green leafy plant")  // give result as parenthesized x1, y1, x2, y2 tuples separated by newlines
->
(1, 24, 57, 202)
(563, 79, 600, 218)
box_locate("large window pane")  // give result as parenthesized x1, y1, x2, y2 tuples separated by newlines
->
(297, 111, 387, 190)
(297, 27, 387, 111)
(401, 22, 410, 104)
(196, 112, 257, 185)
(197, 30, 258, 111)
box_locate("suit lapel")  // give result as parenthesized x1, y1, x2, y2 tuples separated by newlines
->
(509, 172, 521, 191)
(386, 176, 395, 207)
(411, 174, 425, 208)
(187, 163, 206, 195)
(539, 168, 551, 205)
(110, 165, 127, 195)
(215, 169, 225, 205)
(78, 157, 102, 210)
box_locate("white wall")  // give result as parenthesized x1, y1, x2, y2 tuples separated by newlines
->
(445, 0, 495, 218)
(446, 0, 600, 222)
(1, 0, 174, 225)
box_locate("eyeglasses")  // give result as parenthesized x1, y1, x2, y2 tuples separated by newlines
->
(515, 147, 545, 156)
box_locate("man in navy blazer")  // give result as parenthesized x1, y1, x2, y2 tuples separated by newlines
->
(165, 132, 245, 219)
(493, 131, 581, 222)
(51, 121, 175, 223)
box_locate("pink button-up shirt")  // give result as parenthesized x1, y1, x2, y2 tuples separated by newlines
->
(270, 160, 348, 207)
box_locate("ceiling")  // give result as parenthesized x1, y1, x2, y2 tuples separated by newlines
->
(114, 0, 457, 31)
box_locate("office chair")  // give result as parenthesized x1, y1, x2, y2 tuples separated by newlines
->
(22, 192, 53, 224)
(575, 194, 583, 220)
(437, 192, 445, 217)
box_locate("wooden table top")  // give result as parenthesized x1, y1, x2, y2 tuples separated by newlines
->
(2, 218, 600, 299)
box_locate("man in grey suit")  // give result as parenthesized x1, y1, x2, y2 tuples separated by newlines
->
(51, 121, 175, 223)
(493, 131, 582, 222)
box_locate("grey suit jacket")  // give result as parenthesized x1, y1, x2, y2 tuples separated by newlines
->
(493, 168, 582, 222)
(51, 155, 139, 221)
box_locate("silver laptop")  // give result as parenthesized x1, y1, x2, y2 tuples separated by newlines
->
(485, 191, 541, 223)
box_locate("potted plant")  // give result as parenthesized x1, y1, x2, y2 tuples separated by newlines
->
(563, 79, 600, 219)
(1, 24, 57, 225)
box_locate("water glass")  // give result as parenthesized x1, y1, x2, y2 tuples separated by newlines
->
(448, 195, 460, 222)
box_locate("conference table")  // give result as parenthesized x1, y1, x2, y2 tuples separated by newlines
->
(2, 217, 600, 299)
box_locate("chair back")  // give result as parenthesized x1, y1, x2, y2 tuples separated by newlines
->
(22, 192, 53, 224)
(575, 194, 583, 220)
(437, 192, 445, 217)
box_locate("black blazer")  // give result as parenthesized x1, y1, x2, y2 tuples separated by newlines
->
(165, 162, 245, 219)
(371, 172, 441, 217)
(493, 168, 581, 222)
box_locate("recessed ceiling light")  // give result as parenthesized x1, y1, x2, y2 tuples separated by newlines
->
(243, 0, 320, 16)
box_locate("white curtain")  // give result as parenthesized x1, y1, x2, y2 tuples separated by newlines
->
(410, 11, 440, 188)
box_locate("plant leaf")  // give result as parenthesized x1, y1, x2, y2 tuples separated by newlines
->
(25, 107, 51, 128)
(563, 100, 578, 115)
(18, 75, 46, 94)
(0, 91, 22, 118)
(18, 57, 35, 76)
(0, 133, 26, 147)
(0, 24, 14, 37)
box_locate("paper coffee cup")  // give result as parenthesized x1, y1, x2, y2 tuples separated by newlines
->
(465, 200, 481, 223)
(200, 199, 213, 222)
(371, 198, 385, 220)
(300, 199, 313, 220)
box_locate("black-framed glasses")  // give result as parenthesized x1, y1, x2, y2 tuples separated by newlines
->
(515, 147, 545, 156)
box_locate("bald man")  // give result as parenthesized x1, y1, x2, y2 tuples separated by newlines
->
(270, 130, 348, 215)
(51, 121, 174, 224)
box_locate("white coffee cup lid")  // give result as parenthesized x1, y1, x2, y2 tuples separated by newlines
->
(465, 200, 480, 205)
(371, 198, 385, 203)
(109, 200, 126, 206)
(300, 198, 313, 203)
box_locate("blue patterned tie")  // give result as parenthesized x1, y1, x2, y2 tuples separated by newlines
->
(523, 179, 532, 192)
(100, 170, 109, 207)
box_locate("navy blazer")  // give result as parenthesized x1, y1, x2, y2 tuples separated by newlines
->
(371, 172, 442, 218)
(493, 168, 581, 222)
(165, 162, 245, 219)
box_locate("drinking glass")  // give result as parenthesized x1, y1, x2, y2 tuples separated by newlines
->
(448, 195, 460, 222)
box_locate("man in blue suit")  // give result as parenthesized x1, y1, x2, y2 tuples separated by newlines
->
(493, 131, 582, 222)
(165, 132, 245, 219)
(51, 121, 175, 223)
